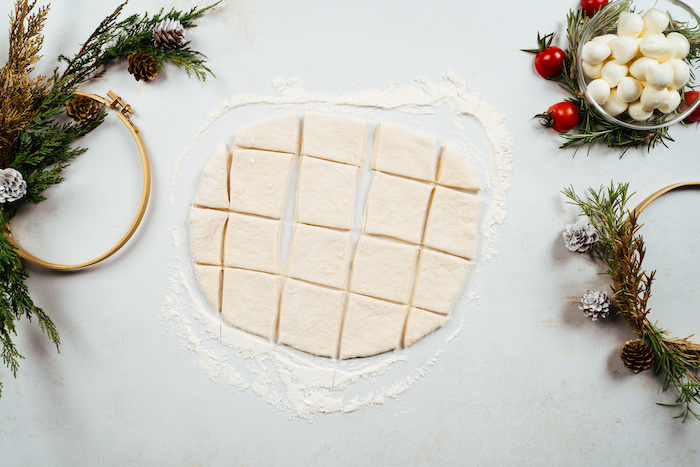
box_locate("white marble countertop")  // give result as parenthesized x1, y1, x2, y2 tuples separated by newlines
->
(1, 0, 699, 464)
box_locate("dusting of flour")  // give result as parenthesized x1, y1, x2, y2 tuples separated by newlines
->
(164, 72, 513, 419)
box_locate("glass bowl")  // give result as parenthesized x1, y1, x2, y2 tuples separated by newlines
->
(577, 0, 700, 130)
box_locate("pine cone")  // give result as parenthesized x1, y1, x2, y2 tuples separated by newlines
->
(621, 339, 654, 373)
(66, 94, 100, 124)
(153, 18, 185, 48)
(0, 168, 27, 203)
(563, 218, 599, 253)
(127, 51, 159, 81)
(579, 289, 610, 321)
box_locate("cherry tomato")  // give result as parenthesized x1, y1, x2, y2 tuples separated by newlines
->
(679, 90, 700, 123)
(538, 102, 581, 133)
(534, 46, 566, 78)
(581, 0, 609, 17)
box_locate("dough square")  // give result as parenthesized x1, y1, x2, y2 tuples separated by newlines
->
(278, 279, 344, 358)
(192, 142, 230, 209)
(364, 171, 433, 244)
(370, 122, 437, 181)
(339, 293, 407, 359)
(223, 213, 281, 274)
(301, 112, 368, 166)
(190, 207, 228, 265)
(286, 224, 351, 290)
(349, 235, 419, 304)
(221, 268, 280, 341)
(296, 156, 358, 230)
(423, 186, 482, 259)
(234, 113, 299, 154)
(194, 264, 222, 311)
(412, 249, 472, 315)
(436, 145, 483, 191)
(403, 307, 448, 347)
(229, 149, 294, 219)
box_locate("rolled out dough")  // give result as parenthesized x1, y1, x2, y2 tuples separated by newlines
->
(234, 113, 299, 154)
(370, 122, 437, 181)
(221, 268, 280, 341)
(230, 149, 294, 220)
(364, 171, 433, 245)
(286, 223, 351, 290)
(296, 156, 358, 230)
(223, 213, 281, 274)
(278, 279, 344, 358)
(190, 113, 485, 359)
(301, 112, 367, 166)
(339, 293, 407, 359)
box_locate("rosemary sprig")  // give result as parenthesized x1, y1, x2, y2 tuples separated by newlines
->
(564, 183, 700, 421)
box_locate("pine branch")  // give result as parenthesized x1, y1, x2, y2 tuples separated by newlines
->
(564, 183, 700, 420)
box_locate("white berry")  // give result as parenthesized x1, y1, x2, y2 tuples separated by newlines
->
(640, 86, 670, 111)
(588, 79, 611, 105)
(628, 100, 654, 121)
(616, 77, 643, 103)
(617, 12, 644, 38)
(581, 41, 612, 65)
(639, 34, 676, 62)
(582, 60, 604, 79)
(629, 57, 659, 80)
(641, 8, 669, 36)
(603, 89, 629, 116)
(657, 89, 681, 114)
(666, 32, 690, 59)
(608, 36, 639, 64)
(601, 60, 628, 87)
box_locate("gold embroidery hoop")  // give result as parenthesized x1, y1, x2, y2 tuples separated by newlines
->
(4, 91, 151, 270)
(633, 181, 700, 216)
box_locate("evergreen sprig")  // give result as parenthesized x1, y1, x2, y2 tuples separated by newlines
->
(564, 183, 700, 421)
(0, 0, 218, 397)
(534, 2, 698, 153)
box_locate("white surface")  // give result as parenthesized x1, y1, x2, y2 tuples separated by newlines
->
(2, 0, 700, 464)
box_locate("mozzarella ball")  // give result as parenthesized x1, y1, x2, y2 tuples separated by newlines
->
(609, 36, 639, 64)
(581, 41, 612, 65)
(592, 34, 618, 45)
(645, 62, 675, 89)
(641, 8, 670, 36)
(603, 89, 629, 116)
(616, 77, 643, 103)
(601, 60, 628, 87)
(639, 34, 676, 62)
(657, 89, 681, 114)
(617, 12, 644, 38)
(582, 60, 604, 79)
(667, 32, 691, 59)
(629, 57, 659, 80)
(628, 100, 654, 121)
(640, 86, 670, 111)
(668, 59, 690, 90)
(588, 79, 611, 105)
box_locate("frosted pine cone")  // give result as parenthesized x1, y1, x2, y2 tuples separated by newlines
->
(153, 18, 185, 48)
(579, 289, 610, 321)
(563, 218, 600, 253)
(0, 168, 27, 203)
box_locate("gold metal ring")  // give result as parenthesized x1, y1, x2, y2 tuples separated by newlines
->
(633, 181, 700, 216)
(4, 90, 151, 270)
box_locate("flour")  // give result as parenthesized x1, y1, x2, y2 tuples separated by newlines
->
(163, 72, 513, 419)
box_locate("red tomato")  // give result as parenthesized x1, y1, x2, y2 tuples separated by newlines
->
(679, 90, 700, 123)
(539, 102, 581, 133)
(581, 0, 609, 17)
(534, 46, 566, 78)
